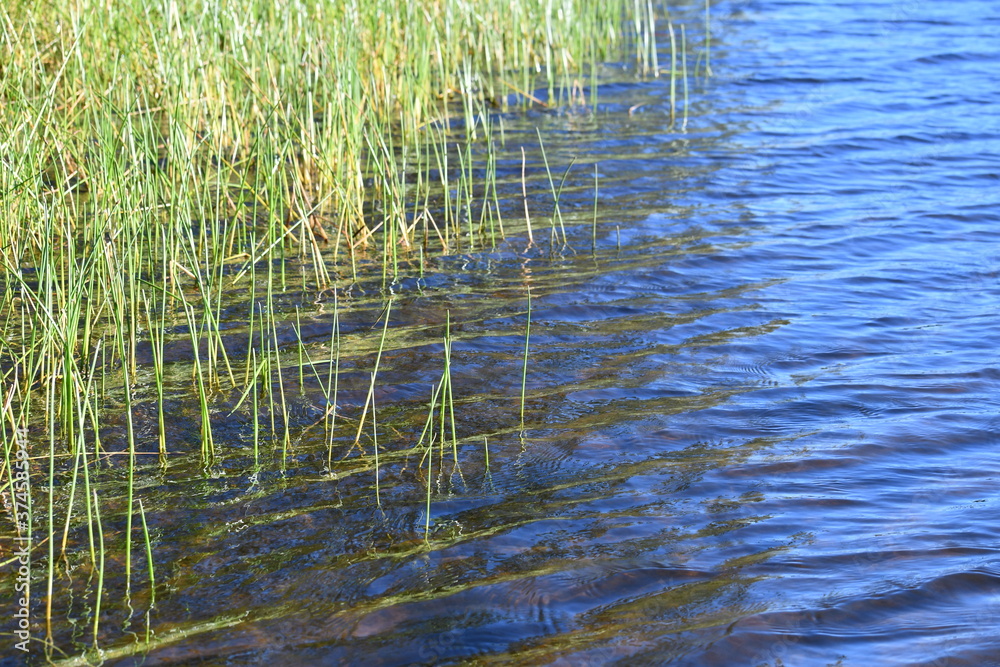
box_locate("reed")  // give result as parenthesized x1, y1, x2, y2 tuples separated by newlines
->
(325, 300, 342, 469)
(520, 290, 532, 430)
(0, 0, 717, 657)
(682, 24, 690, 130)
(521, 147, 535, 248)
(704, 0, 714, 77)
(138, 497, 156, 640)
(593, 164, 601, 255)
(91, 489, 106, 646)
(443, 312, 458, 465)
(669, 20, 678, 126)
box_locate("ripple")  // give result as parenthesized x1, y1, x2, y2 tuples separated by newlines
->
(51, 0, 1000, 663)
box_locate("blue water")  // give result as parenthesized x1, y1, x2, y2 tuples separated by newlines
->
(331, 1, 1000, 663)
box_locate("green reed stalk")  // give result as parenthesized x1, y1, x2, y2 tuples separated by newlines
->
(521, 147, 534, 247)
(416, 380, 445, 457)
(46, 373, 56, 643)
(91, 488, 105, 647)
(647, 0, 660, 76)
(269, 305, 292, 459)
(252, 349, 260, 467)
(138, 497, 155, 643)
(263, 339, 277, 442)
(444, 312, 458, 463)
(669, 21, 678, 126)
(460, 141, 476, 250)
(438, 342, 451, 467)
(682, 25, 690, 130)
(520, 289, 532, 430)
(590, 38, 599, 111)
(326, 300, 342, 469)
(138, 498, 155, 607)
(183, 300, 215, 463)
(244, 297, 257, 391)
(352, 299, 393, 452)
(80, 351, 102, 569)
(705, 0, 714, 77)
(114, 317, 138, 594)
(295, 308, 305, 392)
(425, 412, 434, 539)
(593, 163, 600, 255)
(485, 119, 505, 243)
(372, 392, 381, 506)
(430, 127, 454, 250)
(633, 0, 645, 72)
(60, 348, 102, 560)
(141, 294, 167, 460)
(535, 128, 568, 247)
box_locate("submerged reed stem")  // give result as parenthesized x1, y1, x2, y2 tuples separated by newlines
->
(0, 0, 712, 653)
(520, 289, 532, 430)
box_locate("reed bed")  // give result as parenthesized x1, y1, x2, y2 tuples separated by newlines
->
(0, 0, 713, 659)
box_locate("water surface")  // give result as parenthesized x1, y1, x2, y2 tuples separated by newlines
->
(15, 0, 1000, 664)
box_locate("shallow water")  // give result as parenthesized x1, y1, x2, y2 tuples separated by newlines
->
(8, 0, 1000, 664)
